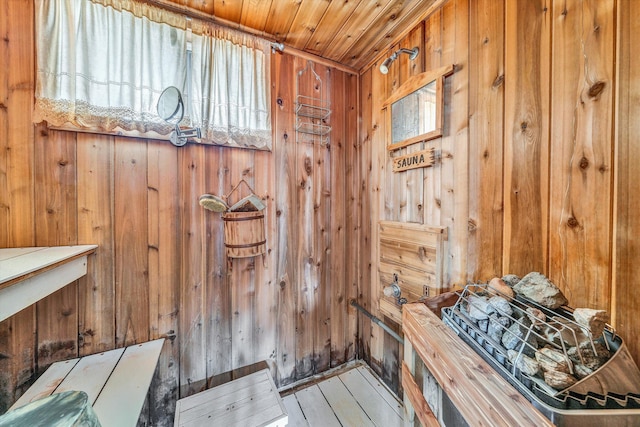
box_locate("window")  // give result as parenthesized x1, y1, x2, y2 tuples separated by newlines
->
(35, 0, 272, 150)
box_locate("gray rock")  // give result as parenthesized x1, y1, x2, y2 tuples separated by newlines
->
(478, 319, 489, 333)
(525, 307, 546, 327)
(508, 350, 541, 376)
(543, 370, 578, 390)
(567, 342, 610, 371)
(513, 272, 569, 309)
(488, 314, 510, 343)
(574, 363, 594, 380)
(536, 346, 572, 373)
(467, 295, 493, 321)
(488, 295, 513, 317)
(488, 277, 515, 300)
(573, 308, 609, 338)
(501, 316, 538, 357)
(502, 274, 521, 287)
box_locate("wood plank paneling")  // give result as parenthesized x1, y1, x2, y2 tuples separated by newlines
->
(467, 0, 505, 279)
(303, 0, 359, 57)
(0, 309, 35, 413)
(438, 0, 469, 287)
(178, 143, 207, 397)
(344, 72, 359, 364)
(4, 0, 639, 418)
(383, 42, 403, 222)
(227, 148, 257, 370)
(1, 3, 359, 417)
(147, 140, 179, 426)
(0, 0, 35, 411)
(503, 0, 551, 275)
(263, 0, 300, 42)
(548, 0, 614, 309)
(114, 138, 149, 347)
(423, 9, 443, 76)
(422, 11, 443, 227)
(330, 71, 348, 367)
(322, 0, 386, 63)
(211, 0, 240, 22)
(77, 133, 115, 355)
(295, 57, 319, 380)
(204, 146, 232, 385)
(369, 55, 387, 377)
(357, 67, 374, 367)
(362, 9, 463, 392)
(313, 63, 332, 374)
(239, 0, 270, 32)
(0, 0, 34, 248)
(383, 25, 427, 227)
(34, 128, 78, 371)
(399, 26, 426, 225)
(254, 147, 277, 376)
(359, 0, 638, 393)
(163, 0, 447, 70)
(615, 0, 640, 367)
(283, 0, 331, 51)
(273, 52, 298, 386)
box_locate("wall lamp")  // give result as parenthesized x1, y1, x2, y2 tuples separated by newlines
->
(271, 42, 285, 53)
(379, 47, 420, 74)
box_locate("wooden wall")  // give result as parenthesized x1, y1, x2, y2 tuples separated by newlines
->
(2, 0, 639, 419)
(0, 1, 359, 423)
(360, 0, 640, 391)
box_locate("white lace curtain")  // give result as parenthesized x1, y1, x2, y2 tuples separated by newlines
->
(35, 0, 272, 150)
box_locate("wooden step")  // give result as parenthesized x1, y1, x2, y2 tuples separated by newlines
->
(175, 368, 288, 427)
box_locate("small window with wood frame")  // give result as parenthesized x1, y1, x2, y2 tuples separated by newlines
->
(383, 64, 455, 152)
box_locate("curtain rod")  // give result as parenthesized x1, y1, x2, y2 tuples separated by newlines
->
(140, 0, 357, 75)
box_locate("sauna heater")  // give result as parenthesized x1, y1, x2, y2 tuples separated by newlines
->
(441, 284, 640, 427)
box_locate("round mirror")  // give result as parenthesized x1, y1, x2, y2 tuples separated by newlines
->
(157, 86, 184, 124)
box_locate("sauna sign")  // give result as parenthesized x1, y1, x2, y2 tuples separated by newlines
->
(392, 148, 435, 172)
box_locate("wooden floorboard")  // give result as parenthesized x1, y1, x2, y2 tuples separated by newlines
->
(338, 369, 403, 427)
(286, 363, 403, 427)
(354, 366, 404, 417)
(317, 377, 376, 427)
(294, 385, 342, 427)
(282, 395, 310, 427)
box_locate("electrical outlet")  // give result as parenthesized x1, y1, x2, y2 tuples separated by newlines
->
(423, 285, 430, 297)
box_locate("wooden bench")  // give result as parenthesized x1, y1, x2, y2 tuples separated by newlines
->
(174, 368, 288, 427)
(0, 245, 98, 322)
(8, 338, 164, 427)
(402, 303, 553, 427)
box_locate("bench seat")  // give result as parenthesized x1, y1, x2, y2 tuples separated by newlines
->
(9, 338, 164, 427)
(0, 245, 98, 322)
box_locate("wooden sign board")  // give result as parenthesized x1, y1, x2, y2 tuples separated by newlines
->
(392, 148, 435, 172)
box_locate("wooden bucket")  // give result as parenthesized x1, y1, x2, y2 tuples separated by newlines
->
(222, 210, 266, 258)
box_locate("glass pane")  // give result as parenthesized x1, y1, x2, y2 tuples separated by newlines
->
(391, 79, 437, 145)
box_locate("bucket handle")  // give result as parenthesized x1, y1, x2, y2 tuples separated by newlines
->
(224, 179, 256, 204)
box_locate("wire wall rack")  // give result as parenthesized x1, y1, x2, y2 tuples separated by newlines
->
(296, 61, 331, 145)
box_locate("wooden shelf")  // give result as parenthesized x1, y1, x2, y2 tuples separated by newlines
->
(0, 245, 98, 322)
(402, 303, 553, 427)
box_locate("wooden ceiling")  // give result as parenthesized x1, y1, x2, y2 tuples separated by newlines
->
(155, 0, 445, 71)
